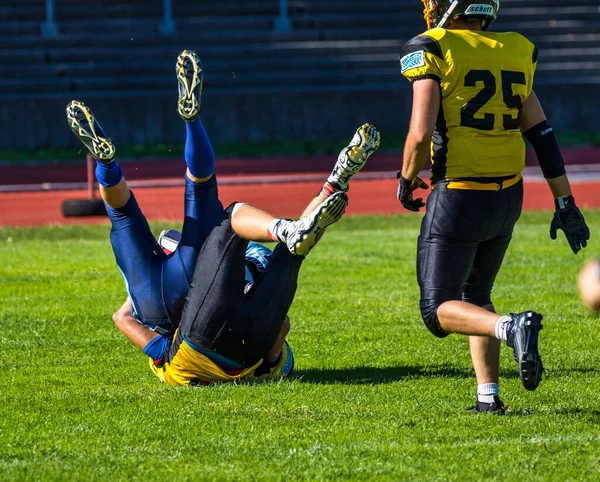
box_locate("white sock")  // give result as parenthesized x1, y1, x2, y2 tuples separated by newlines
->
(477, 383, 499, 404)
(267, 218, 293, 243)
(494, 315, 512, 341)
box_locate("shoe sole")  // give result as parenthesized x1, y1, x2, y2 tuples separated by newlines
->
(517, 312, 544, 391)
(66, 101, 115, 162)
(176, 51, 203, 122)
(329, 124, 380, 190)
(344, 125, 381, 170)
(293, 192, 348, 256)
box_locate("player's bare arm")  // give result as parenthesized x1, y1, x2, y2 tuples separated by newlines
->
(402, 78, 440, 180)
(397, 79, 438, 211)
(266, 316, 290, 362)
(113, 294, 291, 364)
(521, 91, 590, 254)
(112, 297, 159, 350)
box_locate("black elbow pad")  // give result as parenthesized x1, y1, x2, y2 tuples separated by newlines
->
(523, 121, 566, 179)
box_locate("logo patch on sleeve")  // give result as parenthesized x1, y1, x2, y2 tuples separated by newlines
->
(400, 51, 425, 73)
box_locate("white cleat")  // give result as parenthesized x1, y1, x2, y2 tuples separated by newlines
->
(286, 191, 348, 256)
(327, 123, 381, 191)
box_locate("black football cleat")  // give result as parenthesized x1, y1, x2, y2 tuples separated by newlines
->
(176, 50, 203, 122)
(507, 311, 544, 391)
(66, 100, 115, 163)
(468, 396, 509, 415)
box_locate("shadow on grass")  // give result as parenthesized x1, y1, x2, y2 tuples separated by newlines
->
(294, 364, 479, 385)
(507, 407, 600, 419)
(544, 366, 598, 377)
(550, 407, 600, 418)
(293, 363, 598, 385)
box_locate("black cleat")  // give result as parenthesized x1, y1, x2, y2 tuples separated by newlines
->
(507, 311, 544, 391)
(176, 50, 203, 122)
(66, 100, 115, 163)
(468, 396, 509, 415)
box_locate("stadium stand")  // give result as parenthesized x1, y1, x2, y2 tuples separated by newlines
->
(0, 0, 598, 149)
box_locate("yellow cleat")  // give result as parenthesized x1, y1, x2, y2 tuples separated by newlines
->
(65, 100, 115, 163)
(176, 50, 204, 122)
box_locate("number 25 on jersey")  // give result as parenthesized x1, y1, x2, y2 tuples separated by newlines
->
(461, 69, 526, 131)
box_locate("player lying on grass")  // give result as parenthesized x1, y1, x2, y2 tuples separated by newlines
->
(66, 49, 381, 385)
(396, 0, 590, 413)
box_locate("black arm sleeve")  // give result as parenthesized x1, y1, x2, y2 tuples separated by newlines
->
(523, 120, 566, 179)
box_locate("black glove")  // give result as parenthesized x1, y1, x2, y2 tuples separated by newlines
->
(550, 195, 590, 254)
(397, 173, 429, 212)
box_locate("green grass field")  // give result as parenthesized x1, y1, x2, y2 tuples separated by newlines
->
(1, 211, 599, 481)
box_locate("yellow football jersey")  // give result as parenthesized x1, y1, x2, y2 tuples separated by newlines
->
(149, 330, 293, 386)
(400, 28, 538, 184)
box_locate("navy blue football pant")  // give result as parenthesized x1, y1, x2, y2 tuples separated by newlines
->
(105, 120, 223, 335)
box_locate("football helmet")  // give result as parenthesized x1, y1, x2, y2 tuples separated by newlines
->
(421, 0, 499, 30)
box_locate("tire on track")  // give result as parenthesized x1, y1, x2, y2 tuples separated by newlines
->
(61, 199, 107, 217)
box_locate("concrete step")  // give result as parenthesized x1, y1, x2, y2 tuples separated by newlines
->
(6, 9, 595, 35)
(2, 45, 599, 81)
(0, 39, 406, 64)
(531, 33, 600, 49)
(0, 33, 597, 69)
(0, 69, 403, 96)
(2, 56, 599, 95)
(0, 52, 400, 79)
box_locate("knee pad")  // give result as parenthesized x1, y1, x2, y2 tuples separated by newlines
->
(419, 300, 449, 338)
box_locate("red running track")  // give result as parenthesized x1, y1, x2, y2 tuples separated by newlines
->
(2, 176, 600, 227)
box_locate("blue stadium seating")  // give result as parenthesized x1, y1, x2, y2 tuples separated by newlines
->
(0, 0, 598, 149)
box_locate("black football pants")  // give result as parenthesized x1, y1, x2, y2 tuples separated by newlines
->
(175, 205, 303, 366)
(417, 180, 523, 337)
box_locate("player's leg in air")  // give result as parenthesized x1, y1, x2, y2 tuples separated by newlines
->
(160, 50, 227, 324)
(150, 125, 381, 386)
(300, 123, 380, 217)
(152, 191, 349, 385)
(64, 50, 224, 336)
(66, 100, 176, 335)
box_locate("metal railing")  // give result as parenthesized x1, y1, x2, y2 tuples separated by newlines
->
(273, 0, 291, 32)
(41, 0, 291, 38)
(40, 0, 58, 37)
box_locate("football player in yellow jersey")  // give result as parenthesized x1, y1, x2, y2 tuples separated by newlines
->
(397, 0, 590, 413)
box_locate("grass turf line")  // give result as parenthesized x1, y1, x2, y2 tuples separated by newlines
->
(1, 212, 599, 481)
(1, 131, 599, 163)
